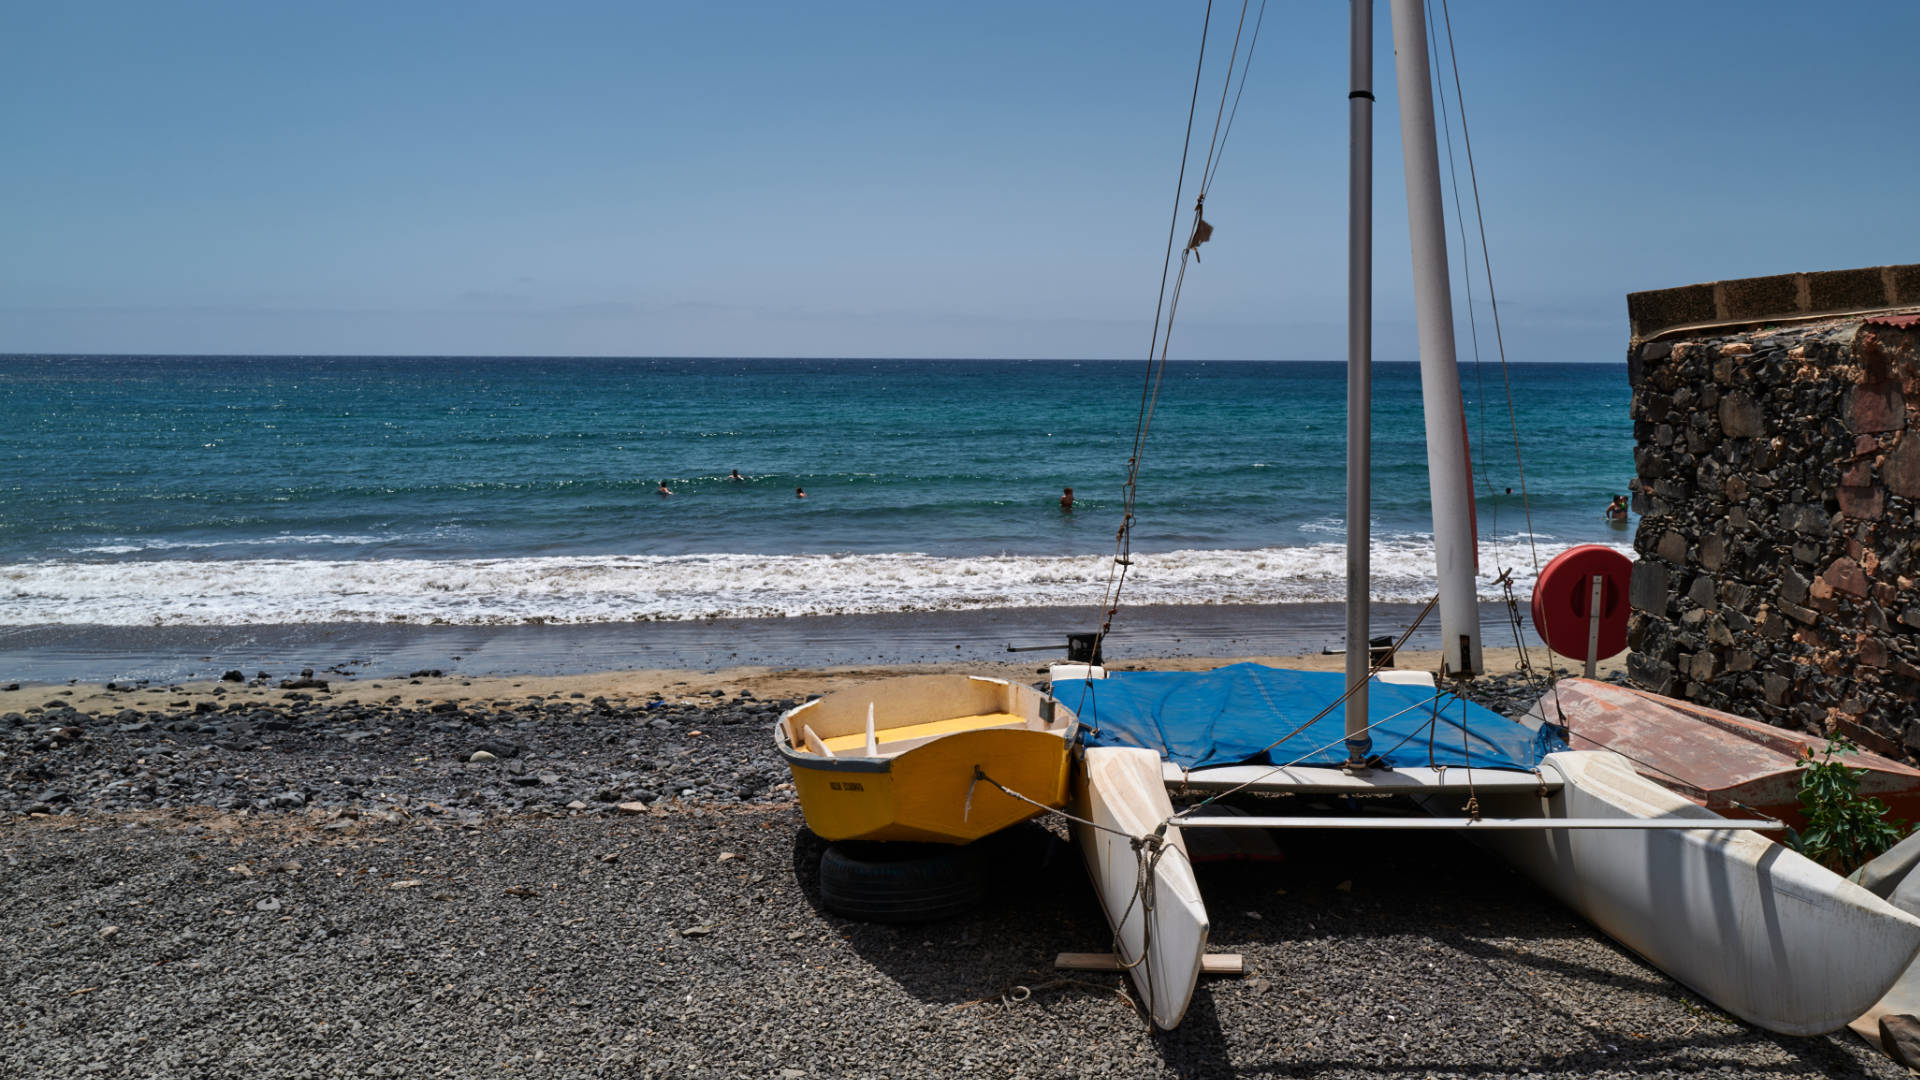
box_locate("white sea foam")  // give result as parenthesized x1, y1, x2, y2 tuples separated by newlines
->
(0, 539, 1630, 626)
(68, 533, 395, 555)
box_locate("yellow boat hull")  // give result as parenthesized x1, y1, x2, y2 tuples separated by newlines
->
(775, 675, 1077, 844)
(787, 727, 1072, 843)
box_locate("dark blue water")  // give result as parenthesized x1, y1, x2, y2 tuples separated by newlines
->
(0, 356, 1632, 625)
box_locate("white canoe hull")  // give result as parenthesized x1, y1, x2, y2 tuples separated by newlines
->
(1073, 746, 1209, 1030)
(1463, 749, 1920, 1036)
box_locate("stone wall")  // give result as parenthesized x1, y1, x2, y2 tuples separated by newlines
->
(1625, 273, 1920, 756)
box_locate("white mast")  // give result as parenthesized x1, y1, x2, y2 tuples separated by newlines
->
(1342, 0, 1374, 765)
(1389, 0, 1482, 676)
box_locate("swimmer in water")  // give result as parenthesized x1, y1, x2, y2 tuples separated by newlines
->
(728, 469, 744, 481)
(795, 486, 807, 499)
(1060, 486, 1074, 511)
(657, 481, 672, 497)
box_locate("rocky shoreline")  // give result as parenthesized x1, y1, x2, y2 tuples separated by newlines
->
(0, 666, 1897, 1078)
(3, 673, 796, 820)
(0, 667, 1604, 822)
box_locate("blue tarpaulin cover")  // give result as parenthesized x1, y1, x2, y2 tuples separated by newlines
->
(1054, 663, 1562, 772)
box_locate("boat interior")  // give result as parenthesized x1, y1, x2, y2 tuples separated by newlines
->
(781, 674, 1073, 760)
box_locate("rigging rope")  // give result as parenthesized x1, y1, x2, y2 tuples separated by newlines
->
(1094, 0, 1216, 655)
(1097, 0, 1268, 656)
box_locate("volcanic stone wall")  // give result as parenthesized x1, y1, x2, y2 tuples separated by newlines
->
(1625, 296, 1920, 754)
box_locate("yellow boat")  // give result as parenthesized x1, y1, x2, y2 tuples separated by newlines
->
(774, 674, 1079, 844)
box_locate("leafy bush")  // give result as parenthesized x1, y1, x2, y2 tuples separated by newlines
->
(1796, 736, 1908, 875)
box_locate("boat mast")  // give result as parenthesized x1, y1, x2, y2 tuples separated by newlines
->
(1342, 0, 1374, 766)
(1389, 0, 1483, 677)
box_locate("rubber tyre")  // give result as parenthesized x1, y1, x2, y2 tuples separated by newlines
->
(817, 841, 988, 923)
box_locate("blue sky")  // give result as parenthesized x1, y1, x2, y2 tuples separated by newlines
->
(3, 1, 1915, 362)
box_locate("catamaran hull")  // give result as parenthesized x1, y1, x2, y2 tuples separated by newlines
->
(1460, 749, 1920, 1036)
(1073, 746, 1209, 1030)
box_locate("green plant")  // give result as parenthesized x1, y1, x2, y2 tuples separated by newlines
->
(1796, 736, 1909, 875)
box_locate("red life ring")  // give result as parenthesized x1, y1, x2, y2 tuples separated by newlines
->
(1530, 545, 1633, 661)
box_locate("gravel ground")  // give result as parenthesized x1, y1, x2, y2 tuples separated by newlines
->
(0, 671, 1901, 1078)
(1, 679, 795, 820)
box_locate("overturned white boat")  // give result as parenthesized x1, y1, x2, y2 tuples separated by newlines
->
(1468, 749, 1920, 1036)
(1072, 745, 1208, 1031)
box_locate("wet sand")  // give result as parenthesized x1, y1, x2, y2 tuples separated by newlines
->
(0, 601, 1552, 685)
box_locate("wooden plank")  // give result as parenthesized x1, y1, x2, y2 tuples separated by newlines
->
(1203, 953, 1243, 975)
(1054, 952, 1243, 976)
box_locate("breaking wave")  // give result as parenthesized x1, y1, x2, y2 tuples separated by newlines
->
(0, 537, 1628, 626)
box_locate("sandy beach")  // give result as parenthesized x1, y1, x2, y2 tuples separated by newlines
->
(8, 647, 1900, 1079)
(0, 645, 1612, 716)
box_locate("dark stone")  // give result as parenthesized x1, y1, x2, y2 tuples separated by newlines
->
(1719, 581, 1752, 612)
(1885, 433, 1920, 498)
(1718, 392, 1767, 438)
(1880, 1014, 1920, 1069)
(221, 670, 245, 682)
(1838, 485, 1885, 519)
(1822, 557, 1870, 598)
(1629, 561, 1670, 615)
(1861, 637, 1890, 669)
(1778, 599, 1820, 625)
(1627, 654, 1676, 696)
(1847, 380, 1905, 434)
(1686, 576, 1717, 610)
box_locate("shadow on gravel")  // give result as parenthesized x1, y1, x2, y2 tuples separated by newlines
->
(785, 818, 1256, 1072)
(788, 822, 1120, 1007)
(1147, 992, 1236, 1080)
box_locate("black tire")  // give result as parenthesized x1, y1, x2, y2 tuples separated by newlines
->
(817, 841, 988, 923)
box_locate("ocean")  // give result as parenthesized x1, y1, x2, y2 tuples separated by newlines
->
(0, 356, 1633, 679)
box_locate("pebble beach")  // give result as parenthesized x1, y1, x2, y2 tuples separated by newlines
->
(0, 651, 1900, 1079)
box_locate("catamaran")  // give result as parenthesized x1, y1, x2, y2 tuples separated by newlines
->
(1051, 0, 1920, 1035)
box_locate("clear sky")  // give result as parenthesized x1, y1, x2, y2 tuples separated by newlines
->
(3, 1, 1915, 362)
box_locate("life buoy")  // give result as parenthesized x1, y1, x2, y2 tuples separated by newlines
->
(1530, 544, 1633, 660)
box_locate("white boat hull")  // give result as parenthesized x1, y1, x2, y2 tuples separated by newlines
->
(1073, 746, 1209, 1030)
(1463, 749, 1920, 1036)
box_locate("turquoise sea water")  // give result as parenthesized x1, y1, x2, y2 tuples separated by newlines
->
(0, 356, 1632, 627)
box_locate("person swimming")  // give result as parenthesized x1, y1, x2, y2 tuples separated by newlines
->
(728, 469, 744, 481)
(657, 480, 672, 497)
(1060, 486, 1074, 511)
(795, 487, 806, 498)
(1606, 494, 1628, 521)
